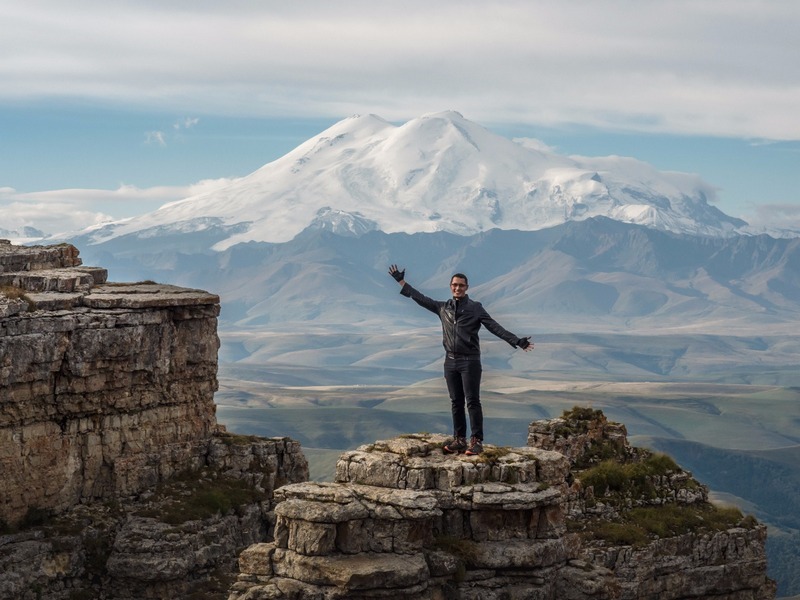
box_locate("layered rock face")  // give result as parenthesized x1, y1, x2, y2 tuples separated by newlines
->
(231, 412, 775, 600)
(1, 240, 222, 523)
(231, 434, 588, 599)
(0, 434, 308, 600)
(530, 408, 775, 599)
(2, 240, 775, 600)
(0, 241, 309, 599)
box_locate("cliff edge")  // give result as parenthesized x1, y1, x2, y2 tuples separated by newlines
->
(1, 240, 776, 600)
(1, 240, 308, 599)
(230, 409, 776, 599)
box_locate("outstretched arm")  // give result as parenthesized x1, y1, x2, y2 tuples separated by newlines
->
(480, 307, 534, 352)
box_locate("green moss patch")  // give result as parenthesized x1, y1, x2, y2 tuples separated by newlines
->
(578, 452, 680, 499)
(571, 503, 753, 547)
(136, 469, 267, 525)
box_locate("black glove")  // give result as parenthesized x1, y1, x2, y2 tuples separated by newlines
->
(517, 336, 532, 350)
(389, 264, 405, 282)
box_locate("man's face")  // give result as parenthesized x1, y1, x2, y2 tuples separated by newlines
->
(450, 276, 468, 299)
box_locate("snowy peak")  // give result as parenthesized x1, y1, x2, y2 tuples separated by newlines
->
(0, 225, 46, 245)
(306, 207, 378, 237)
(80, 111, 756, 248)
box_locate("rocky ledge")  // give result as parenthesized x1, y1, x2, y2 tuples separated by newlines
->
(1, 241, 309, 599)
(1, 241, 224, 524)
(1, 242, 776, 600)
(0, 433, 308, 600)
(230, 413, 775, 600)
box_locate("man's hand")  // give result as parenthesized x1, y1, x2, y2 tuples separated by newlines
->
(517, 336, 533, 351)
(389, 264, 405, 283)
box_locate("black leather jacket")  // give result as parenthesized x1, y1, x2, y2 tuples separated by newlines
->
(400, 283, 522, 357)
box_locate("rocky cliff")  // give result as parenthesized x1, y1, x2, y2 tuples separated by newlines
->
(1, 240, 776, 600)
(0, 240, 308, 599)
(230, 408, 775, 599)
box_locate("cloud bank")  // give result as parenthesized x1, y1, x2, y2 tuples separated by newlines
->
(0, 179, 235, 239)
(2, 1, 799, 140)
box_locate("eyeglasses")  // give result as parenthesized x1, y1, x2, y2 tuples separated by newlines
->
(450, 283, 467, 288)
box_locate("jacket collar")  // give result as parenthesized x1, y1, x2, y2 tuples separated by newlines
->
(448, 294, 470, 308)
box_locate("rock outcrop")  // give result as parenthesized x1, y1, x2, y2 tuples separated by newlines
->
(0, 241, 309, 599)
(531, 407, 775, 599)
(1, 240, 225, 522)
(230, 410, 775, 599)
(1, 240, 776, 600)
(230, 434, 581, 599)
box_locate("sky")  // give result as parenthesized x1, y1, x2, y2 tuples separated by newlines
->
(1, 0, 799, 237)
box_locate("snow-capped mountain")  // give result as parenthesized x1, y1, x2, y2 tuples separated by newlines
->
(0, 225, 46, 245)
(81, 111, 748, 249)
(57, 112, 800, 381)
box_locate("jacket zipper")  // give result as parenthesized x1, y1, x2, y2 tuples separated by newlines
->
(453, 300, 459, 354)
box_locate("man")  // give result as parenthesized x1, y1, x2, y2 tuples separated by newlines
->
(388, 264, 533, 455)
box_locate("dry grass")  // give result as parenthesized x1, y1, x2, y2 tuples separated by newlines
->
(472, 445, 514, 463)
(0, 284, 28, 300)
(0, 284, 36, 310)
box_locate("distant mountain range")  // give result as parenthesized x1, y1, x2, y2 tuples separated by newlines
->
(53, 112, 800, 596)
(74, 215, 800, 325)
(75, 110, 787, 250)
(0, 225, 45, 243)
(62, 111, 800, 381)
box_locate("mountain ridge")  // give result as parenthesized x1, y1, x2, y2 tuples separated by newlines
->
(56, 112, 800, 387)
(73, 110, 778, 249)
(71, 218, 800, 335)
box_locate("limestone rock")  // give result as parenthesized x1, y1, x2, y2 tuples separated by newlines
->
(231, 434, 583, 599)
(0, 430, 309, 600)
(232, 418, 775, 600)
(529, 409, 776, 600)
(1, 241, 775, 600)
(0, 241, 309, 600)
(1, 242, 225, 524)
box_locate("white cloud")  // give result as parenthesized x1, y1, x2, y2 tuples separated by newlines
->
(0, 179, 234, 238)
(513, 137, 559, 154)
(145, 130, 166, 146)
(174, 117, 199, 130)
(746, 203, 800, 232)
(1, 1, 799, 140)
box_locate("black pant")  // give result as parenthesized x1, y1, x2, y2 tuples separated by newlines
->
(443, 355, 483, 440)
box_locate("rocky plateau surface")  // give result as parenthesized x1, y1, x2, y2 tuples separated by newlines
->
(230, 410, 775, 600)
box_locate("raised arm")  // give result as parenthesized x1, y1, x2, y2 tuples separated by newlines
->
(389, 264, 442, 315)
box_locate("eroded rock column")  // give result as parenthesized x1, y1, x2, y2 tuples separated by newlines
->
(230, 434, 608, 599)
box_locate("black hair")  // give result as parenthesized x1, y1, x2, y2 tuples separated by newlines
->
(450, 273, 469, 286)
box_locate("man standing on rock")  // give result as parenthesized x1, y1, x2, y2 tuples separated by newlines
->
(388, 265, 533, 456)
